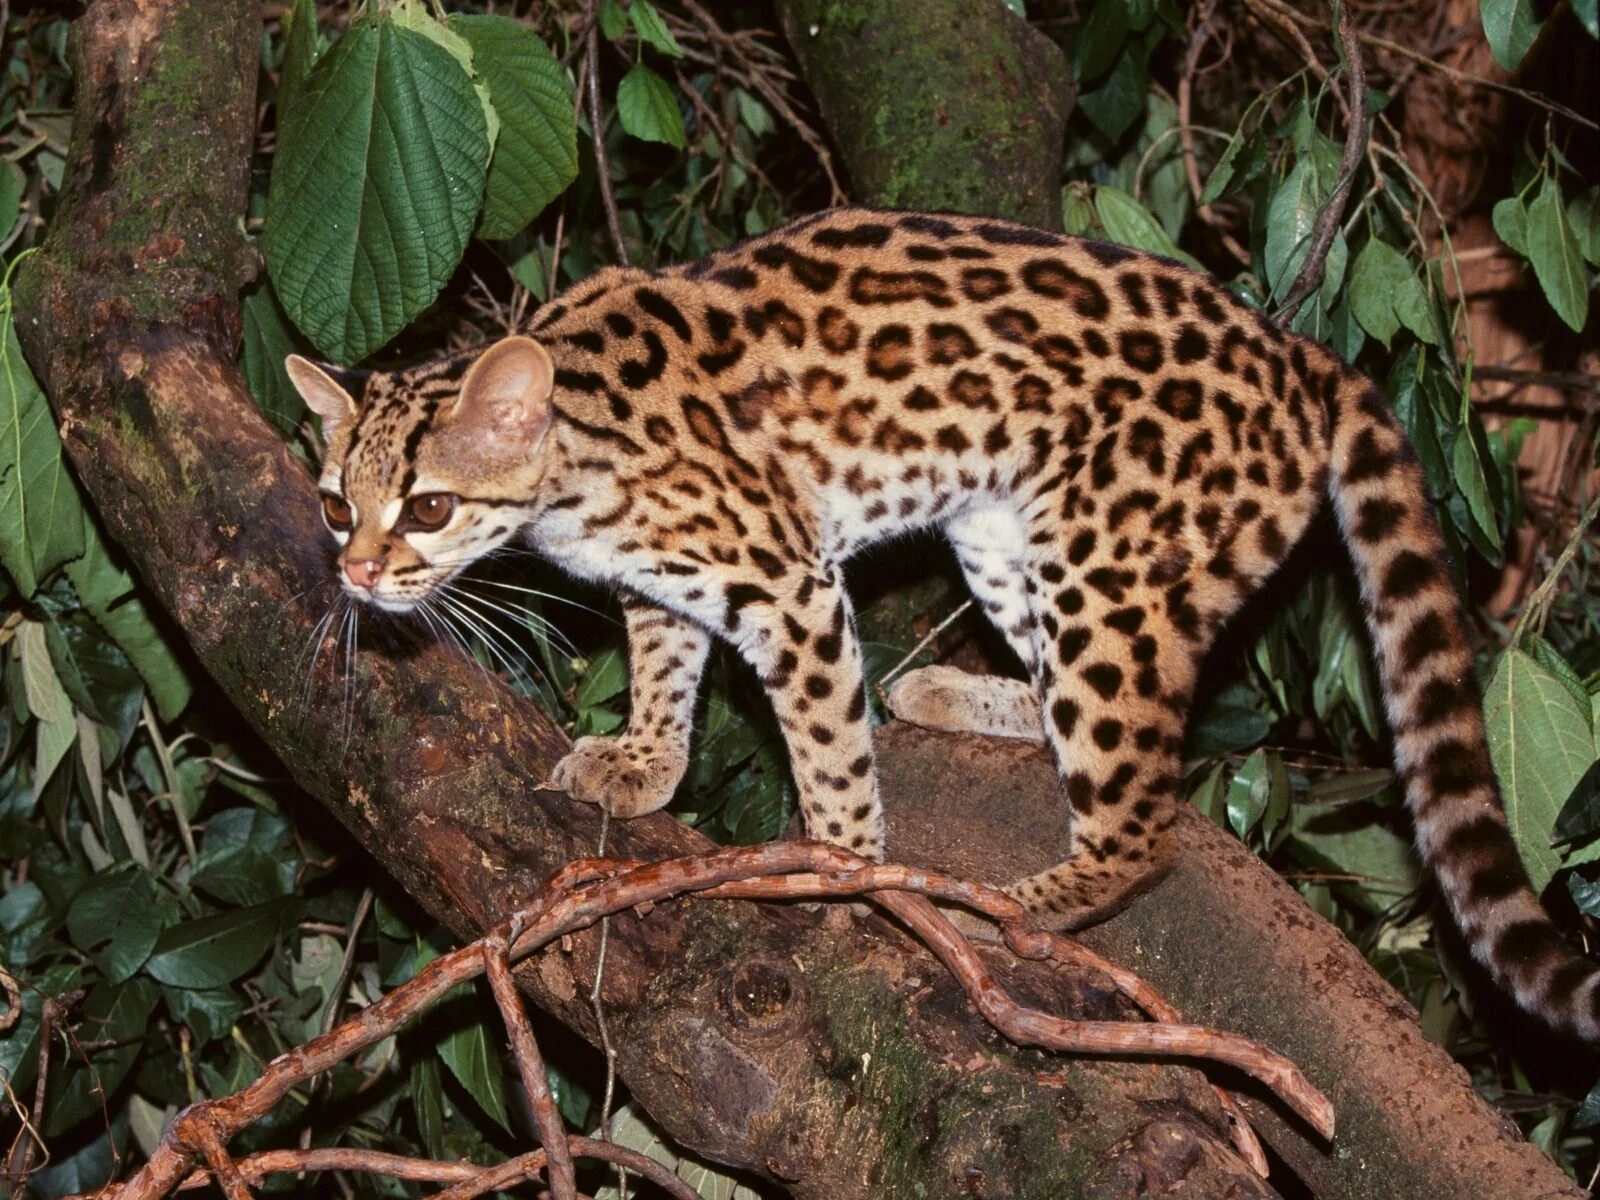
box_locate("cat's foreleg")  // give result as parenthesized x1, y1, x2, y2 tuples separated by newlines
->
(551, 594, 711, 818)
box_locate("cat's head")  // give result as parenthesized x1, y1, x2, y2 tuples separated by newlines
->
(286, 337, 556, 612)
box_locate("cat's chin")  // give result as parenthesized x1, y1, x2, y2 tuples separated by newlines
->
(345, 589, 423, 615)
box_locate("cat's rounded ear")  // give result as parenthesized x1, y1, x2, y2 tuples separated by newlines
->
(285, 356, 361, 443)
(451, 336, 555, 449)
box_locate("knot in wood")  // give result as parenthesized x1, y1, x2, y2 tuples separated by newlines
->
(721, 960, 801, 1035)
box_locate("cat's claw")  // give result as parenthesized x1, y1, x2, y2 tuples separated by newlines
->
(549, 736, 687, 819)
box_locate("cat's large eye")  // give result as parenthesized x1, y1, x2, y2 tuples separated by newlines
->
(320, 492, 354, 532)
(399, 492, 456, 533)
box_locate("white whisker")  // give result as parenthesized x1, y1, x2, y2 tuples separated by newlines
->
(439, 582, 583, 661)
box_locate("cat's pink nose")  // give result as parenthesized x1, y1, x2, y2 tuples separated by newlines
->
(344, 557, 386, 589)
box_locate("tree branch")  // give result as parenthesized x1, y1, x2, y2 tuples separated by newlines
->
(13, 3, 1581, 1198)
(15, 4, 1274, 1196)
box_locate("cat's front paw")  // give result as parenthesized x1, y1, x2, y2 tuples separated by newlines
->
(549, 736, 687, 818)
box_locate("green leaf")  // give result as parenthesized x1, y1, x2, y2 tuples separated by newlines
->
(575, 644, 629, 709)
(616, 63, 684, 149)
(1185, 681, 1270, 757)
(54, 609, 146, 751)
(1073, 0, 1130, 82)
(1264, 158, 1321, 299)
(265, 15, 491, 362)
(1573, 1075, 1600, 1129)
(450, 15, 579, 240)
(66, 866, 168, 983)
(277, 0, 320, 127)
(19, 618, 77, 787)
(162, 983, 246, 1046)
(65, 514, 192, 720)
(1225, 751, 1270, 838)
(1450, 423, 1501, 553)
(1492, 196, 1529, 256)
(1348, 239, 1404, 348)
(1569, 185, 1600, 267)
(1481, 0, 1544, 71)
(598, 0, 628, 41)
(1093, 186, 1199, 269)
(1076, 49, 1145, 143)
(0, 309, 86, 596)
(733, 88, 773, 137)
(239, 277, 309, 435)
(1286, 802, 1423, 914)
(145, 900, 287, 989)
(1573, 0, 1599, 38)
(0, 162, 24, 242)
(629, 0, 683, 58)
(1484, 645, 1600, 893)
(1306, 769, 1395, 806)
(191, 807, 299, 906)
(1553, 758, 1600, 843)
(411, 1056, 448, 1158)
(435, 980, 511, 1131)
(44, 976, 159, 1137)
(1525, 174, 1590, 332)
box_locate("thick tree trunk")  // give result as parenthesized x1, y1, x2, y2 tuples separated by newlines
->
(15, 2, 1578, 1198)
(775, 0, 1073, 229)
(17, 5, 1264, 1198)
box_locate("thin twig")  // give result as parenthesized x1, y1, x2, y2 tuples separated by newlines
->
(432, 1137, 701, 1200)
(5, 989, 74, 1191)
(1513, 492, 1600, 644)
(876, 599, 973, 696)
(677, 0, 846, 204)
(1176, 1, 1252, 266)
(1475, 366, 1600, 394)
(484, 940, 578, 1200)
(1275, 1, 1368, 320)
(590, 808, 626, 1199)
(0, 965, 18, 1032)
(585, 3, 630, 267)
(1254, 0, 1598, 133)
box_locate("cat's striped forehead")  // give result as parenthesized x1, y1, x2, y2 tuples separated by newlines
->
(336, 348, 477, 494)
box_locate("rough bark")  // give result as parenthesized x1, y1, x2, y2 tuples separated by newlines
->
(880, 725, 1583, 1200)
(775, 0, 1073, 229)
(18, 4, 1264, 1198)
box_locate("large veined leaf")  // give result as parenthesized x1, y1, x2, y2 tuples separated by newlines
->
(265, 15, 490, 362)
(1484, 645, 1600, 893)
(450, 14, 578, 240)
(0, 308, 85, 595)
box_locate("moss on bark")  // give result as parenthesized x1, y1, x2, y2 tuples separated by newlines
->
(776, 0, 1072, 228)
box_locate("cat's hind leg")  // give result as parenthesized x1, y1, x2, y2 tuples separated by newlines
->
(885, 506, 1044, 741)
(1004, 525, 1194, 929)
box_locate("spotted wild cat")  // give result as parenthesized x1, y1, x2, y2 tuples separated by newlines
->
(287, 206, 1599, 1040)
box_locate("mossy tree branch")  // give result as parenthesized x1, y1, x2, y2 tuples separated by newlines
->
(16, 4, 1266, 1197)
